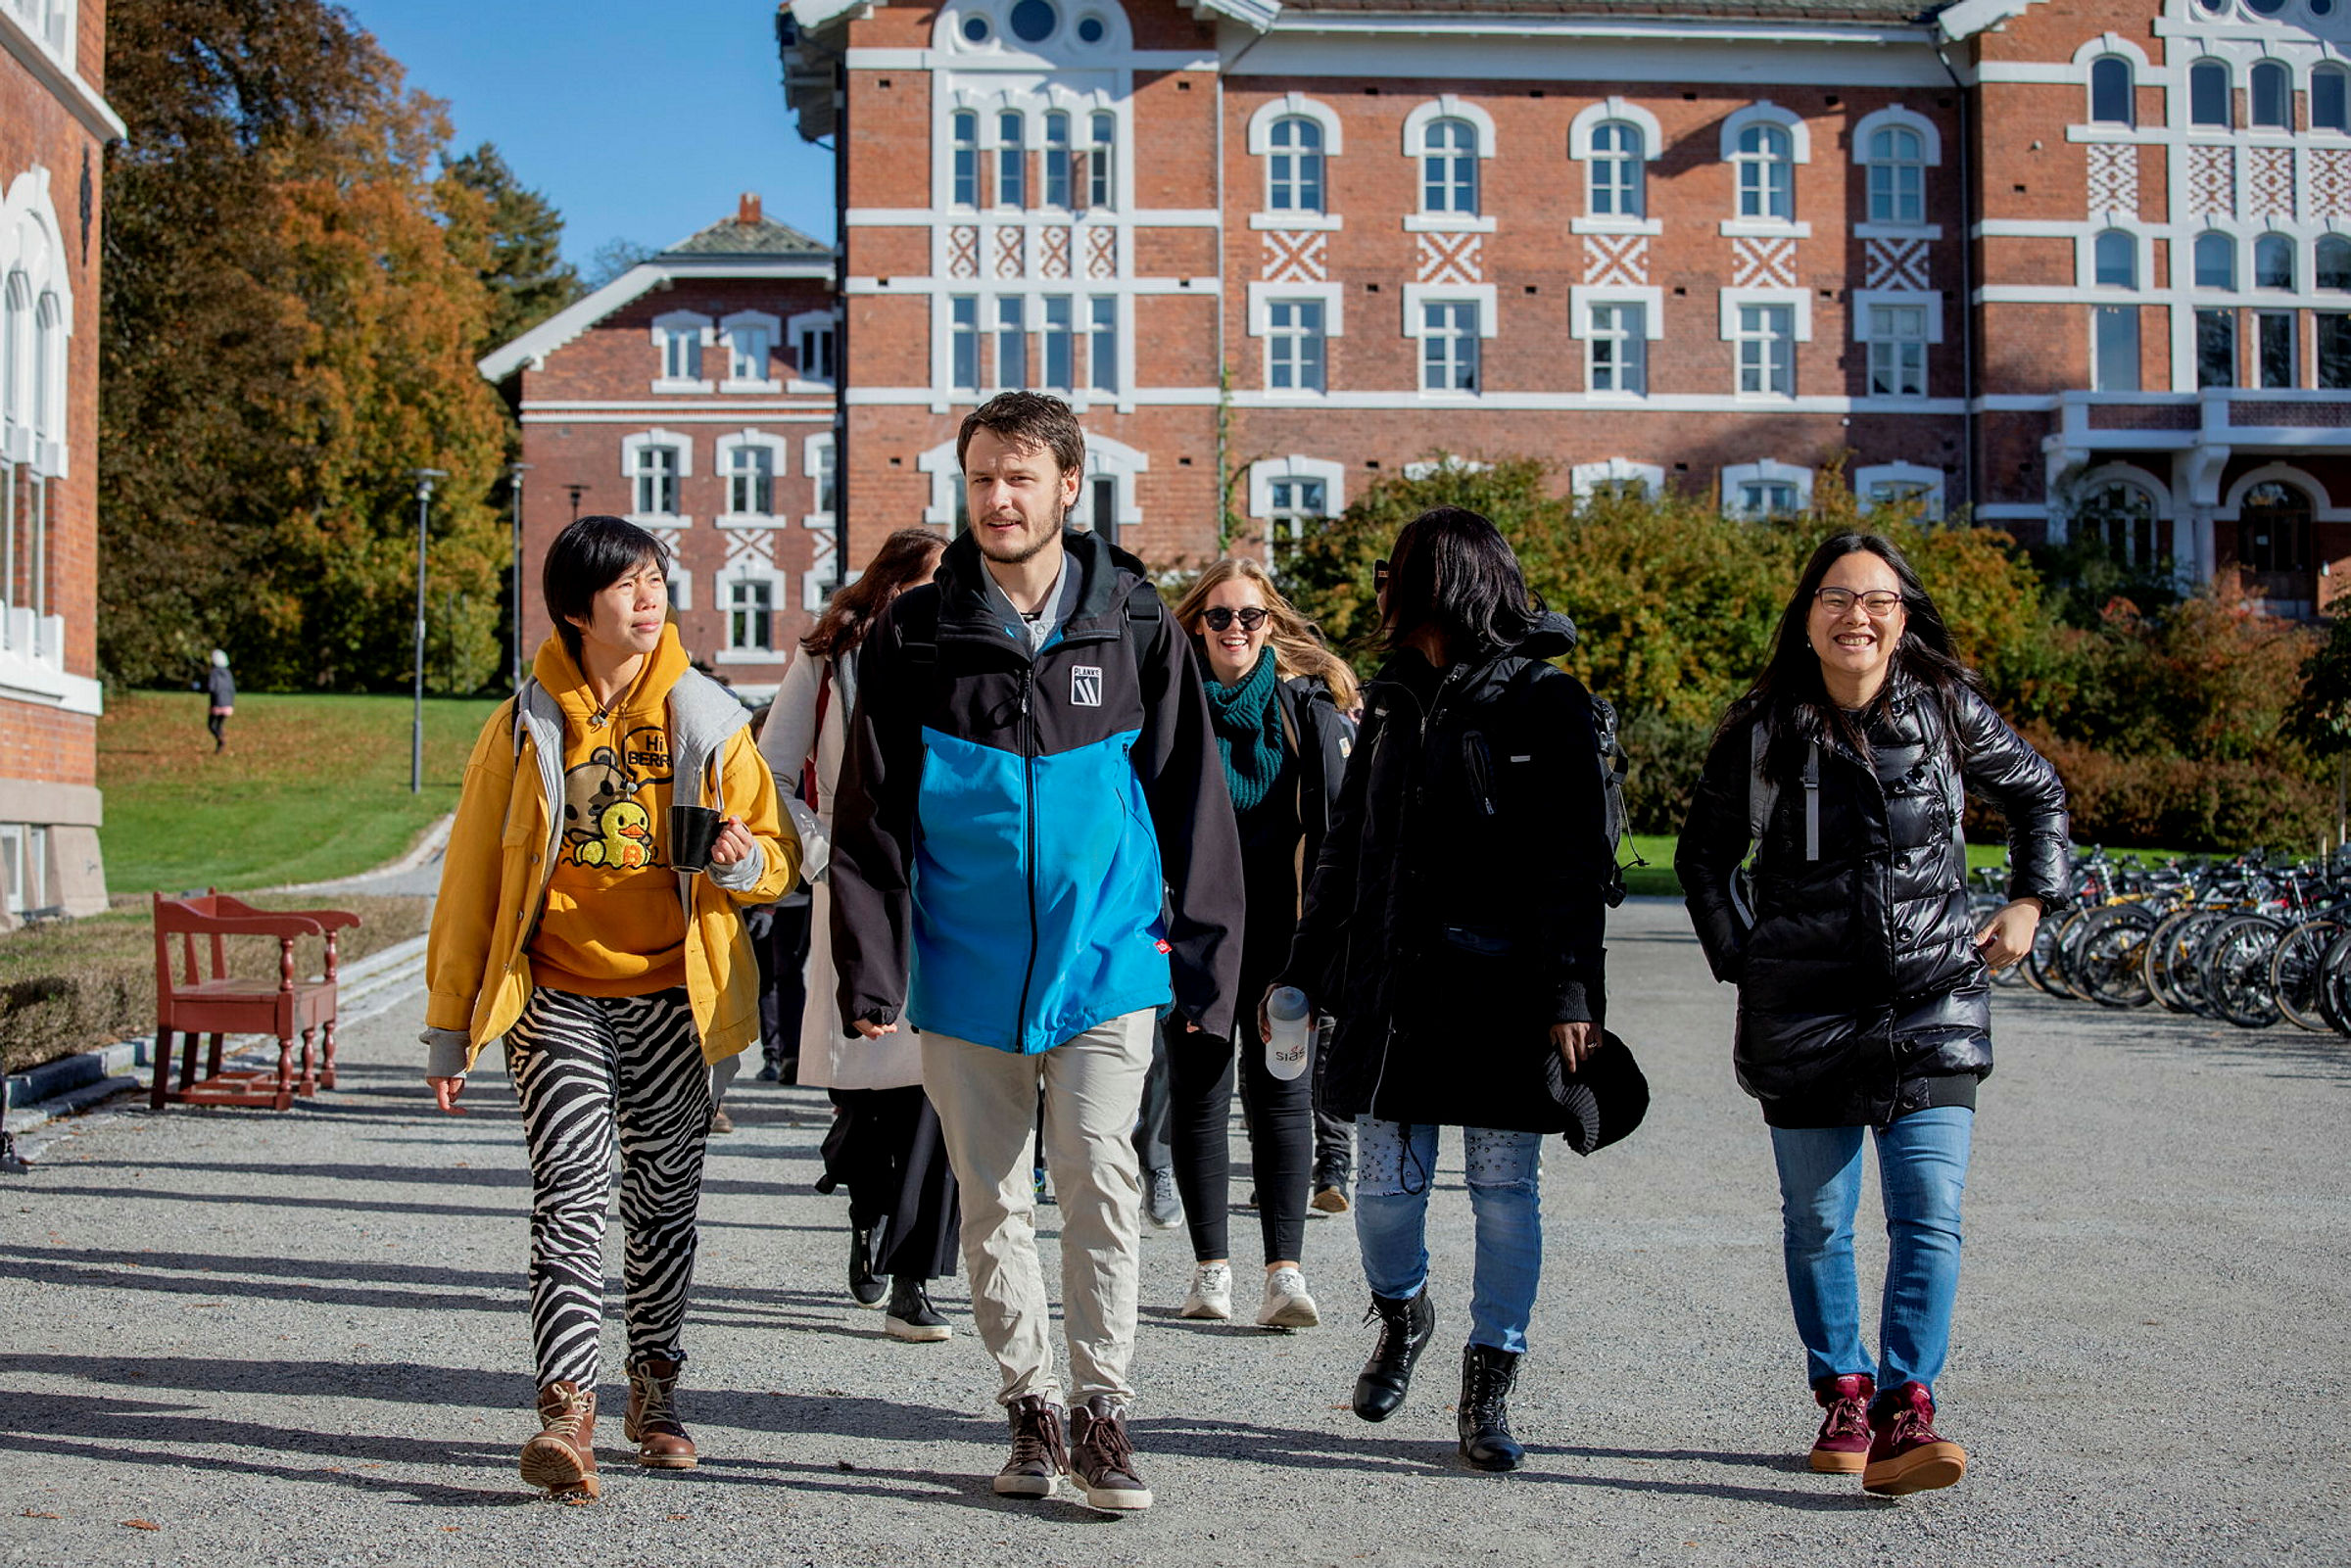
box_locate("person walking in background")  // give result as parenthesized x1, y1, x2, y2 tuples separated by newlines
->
(758, 525, 962, 1345)
(1275, 506, 1614, 1474)
(1676, 532, 2069, 1497)
(830, 393, 1242, 1513)
(1161, 557, 1356, 1331)
(420, 516, 797, 1501)
(203, 649, 235, 753)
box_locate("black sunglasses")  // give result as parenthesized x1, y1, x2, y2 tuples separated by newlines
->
(1200, 606, 1268, 632)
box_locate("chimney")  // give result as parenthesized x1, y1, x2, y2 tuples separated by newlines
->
(738, 192, 762, 225)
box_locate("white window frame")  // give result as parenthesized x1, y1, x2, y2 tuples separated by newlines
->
(1852, 288, 1943, 400)
(1569, 458, 1664, 502)
(1248, 282, 1344, 397)
(1403, 285, 1498, 396)
(716, 564, 788, 664)
(802, 432, 838, 528)
(788, 308, 839, 391)
(714, 430, 790, 526)
(1568, 101, 1664, 235)
(1250, 93, 1343, 225)
(1720, 460, 1814, 517)
(1854, 461, 1946, 520)
(1854, 107, 1939, 231)
(1248, 454, 1347, 525)
(619, 428, 694, 527)
(1719, 288, 1811, 399)
(2081, 226, 2150, 289)
(650, 309, 714, 393)
(1569, 287, 1664, 396)
(1086, 294, 1120, 396)
(1719, 103, 1811, 238)
(1403, 97, 1498, 232)
(719, 309, 783, 393)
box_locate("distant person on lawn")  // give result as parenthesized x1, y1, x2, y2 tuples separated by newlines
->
(420, 515, 797, 1501)
(203, 649, 234, 753)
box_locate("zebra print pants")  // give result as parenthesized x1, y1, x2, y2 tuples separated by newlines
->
(505, 985, 711, 1389)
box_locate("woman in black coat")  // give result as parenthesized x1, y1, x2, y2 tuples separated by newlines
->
(1676, 531, 2069, 1498)
(1277, 506, 1615, 1473)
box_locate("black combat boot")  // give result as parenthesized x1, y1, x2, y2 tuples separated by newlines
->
(1457, 1343, 1525, 1472)
(1352, 1287, 1436, 1422)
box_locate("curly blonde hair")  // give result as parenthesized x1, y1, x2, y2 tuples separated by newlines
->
(1172, 557, 1360, 712)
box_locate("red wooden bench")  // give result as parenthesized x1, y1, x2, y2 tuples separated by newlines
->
(150, 892, 360, 1112)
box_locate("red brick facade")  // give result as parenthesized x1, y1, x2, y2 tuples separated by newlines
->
(0, 0, 116, 916)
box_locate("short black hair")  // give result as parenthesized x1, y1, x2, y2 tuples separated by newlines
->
(544, 515, 672, 662)
(1380, 505, 1544, 659)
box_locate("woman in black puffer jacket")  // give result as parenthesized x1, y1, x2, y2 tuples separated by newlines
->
(1677, 532, 2069, 1499)
(1278, 506, 1615, 1474)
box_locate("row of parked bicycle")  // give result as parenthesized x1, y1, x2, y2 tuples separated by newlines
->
(1971, 847, 2351, 1033)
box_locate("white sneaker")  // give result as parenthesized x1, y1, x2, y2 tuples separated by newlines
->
(1255, 1265, 1319, 1330)
(1178, 1261, 1233, 1320)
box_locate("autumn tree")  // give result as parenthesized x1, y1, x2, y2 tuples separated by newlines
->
(442, 141, 580, 356)
(100, 0, 517, 693)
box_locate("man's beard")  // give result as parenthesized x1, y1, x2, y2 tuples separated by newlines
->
(973, 514, 1060, 566)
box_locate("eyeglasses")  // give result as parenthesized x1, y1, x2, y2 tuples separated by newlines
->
(1373, 559, 1390, 594)
(1814, 588, 1905, 617)
(1200, 606, 1268, 633)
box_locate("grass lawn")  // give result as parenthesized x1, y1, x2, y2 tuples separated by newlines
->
(1619, 835, 2182, 900)
(100, 690, 503, 892)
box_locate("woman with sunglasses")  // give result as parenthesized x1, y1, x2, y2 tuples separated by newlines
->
(1274, 508, 1615, 1472)
(1676, 532, 2068, 1496)
(1162, 557, 1359, 1330)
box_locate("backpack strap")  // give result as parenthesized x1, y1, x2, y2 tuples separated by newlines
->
(1746, 715, 1818, 864)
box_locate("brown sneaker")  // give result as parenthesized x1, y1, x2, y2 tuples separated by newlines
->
(992, 1395, 1067, 1498)
(1807, 1373, 1874, 1474)
(1862, 1381, 1968, 1496)
(625, 1357, 698, 1469)
(518, 1381, 600, 1500)
(1066, 1396, 1153, 1512)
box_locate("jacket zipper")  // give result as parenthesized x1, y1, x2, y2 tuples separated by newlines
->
(1014, 661, 1041, 1048)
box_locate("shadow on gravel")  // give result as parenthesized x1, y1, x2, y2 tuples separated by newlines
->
(7, 1184, 525, 1222)
(1999, 990, 2351, 1084)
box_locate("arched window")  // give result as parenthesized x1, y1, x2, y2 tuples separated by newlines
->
(1866, 125, 1925, 224)
(1590, 120, 1644, 218)
(2094, 229, 2137, 287)
(0, 272, 25, 433)
(1735, 122, 1794, 220)
(2190, 61, 2231, 128)
(997, 110, 1026, 208)
(1043, 111, 1073, 208)
(2250, 62, 2291, 130)
(2320, 234, 2351, 292)
(2194, 231, 2236, 290)
(950, 111, 979, 208)
(2090, 57, 2135, 127)
(2077, 482, 2162, 567)
(2256, 233, 2295, 290)
(1089, 111, 1116, 208)
(2317, 64, 2350, 133)
(1420, 118, 1478, 214)
(1267, 116, 1324, 214)
(2239, 481, 2314, 584)
(30, 292, 58, 443)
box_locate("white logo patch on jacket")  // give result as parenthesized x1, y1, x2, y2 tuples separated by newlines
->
(1071, 665, 1103, 706)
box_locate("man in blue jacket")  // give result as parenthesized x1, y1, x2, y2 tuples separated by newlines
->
(830, 391, 1243, 1513)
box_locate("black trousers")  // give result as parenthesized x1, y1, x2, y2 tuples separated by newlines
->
(821, 1085, 960, 1281)
(1166, 956, 1314, 1265)
(1132, 1026, 1173, 1174)
(758, 898, 812, 1073)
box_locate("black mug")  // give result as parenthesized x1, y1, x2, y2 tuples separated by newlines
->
(669, 804, 724, 873)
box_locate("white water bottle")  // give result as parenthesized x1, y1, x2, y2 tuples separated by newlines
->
(1266, 986, 1312, 1081)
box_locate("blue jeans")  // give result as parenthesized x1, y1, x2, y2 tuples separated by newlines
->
(1354, 1118, 1545, 1355)
(1769, 1106, 1972, 1395)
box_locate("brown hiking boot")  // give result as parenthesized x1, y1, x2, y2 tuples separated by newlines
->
(993, 1395, 1067, 1498)
(1808, 1373, 1875, 1474)
(1066, 1396, 1153, 1512)
(1862, 1381, 1968, 1496)
(625, 1357, 698, 1469)
(518, 1381, 600, 1500)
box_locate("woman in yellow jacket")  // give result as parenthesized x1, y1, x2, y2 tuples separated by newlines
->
(422, 517, 795, 1501)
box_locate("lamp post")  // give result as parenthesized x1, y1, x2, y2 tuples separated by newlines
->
(410, 467, 448, 794)
(508, 461, 532, 691)
(565, 483, 586, 522)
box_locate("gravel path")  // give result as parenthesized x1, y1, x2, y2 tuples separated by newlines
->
(2, 896, 2345, 1566)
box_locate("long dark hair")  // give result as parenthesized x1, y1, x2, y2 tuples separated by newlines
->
(1378, 506, 1546, 660)
(802, 528, 946, 658)
(1733, 532, 1983, 785)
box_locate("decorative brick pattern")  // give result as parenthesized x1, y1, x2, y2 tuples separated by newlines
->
(1415, 231, 1484, 284)
(1261, 229, 1328, 282)
(1731, 234, 1797, 288)
(1581, 234, 1648, 286)
(2316, 150, 2351, 220)
(992, 225, 1024, 277)
(2248, 148, 2295, 221)
(1085, 225, 1118, 279)
(724, 529, 778, 571)
(1038, 225, 1072, 279)
(2086, 143, 2137, 217)
(947, 225, 979, 279)
(1864, 237, 1929, 290)
(2189, 145, 2235, 219)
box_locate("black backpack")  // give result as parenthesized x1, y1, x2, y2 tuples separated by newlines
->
(1592, 691, 1642, 908)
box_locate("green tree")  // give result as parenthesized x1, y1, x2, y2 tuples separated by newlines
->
(441, 141, 581, 355)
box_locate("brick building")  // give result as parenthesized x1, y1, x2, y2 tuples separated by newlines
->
(479, 197, 838, 695)
(775, 0, 2351, 614)
(0, 0, 119, 921)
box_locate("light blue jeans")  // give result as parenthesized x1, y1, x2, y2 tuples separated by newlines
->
(1769, 1106, 1973, 1395)
(1354, 1118, 1545, 1355)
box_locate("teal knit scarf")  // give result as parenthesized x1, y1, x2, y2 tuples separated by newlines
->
(1203, 648, 1284, 813)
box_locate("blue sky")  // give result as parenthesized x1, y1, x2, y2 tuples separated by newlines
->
(344, 1, 838, 267)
